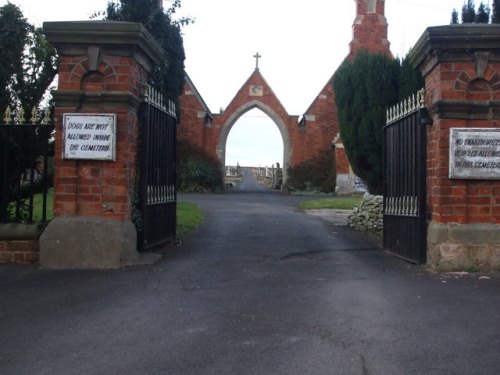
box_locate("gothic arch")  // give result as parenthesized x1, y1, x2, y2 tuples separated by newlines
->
(217, 100, 291, 182)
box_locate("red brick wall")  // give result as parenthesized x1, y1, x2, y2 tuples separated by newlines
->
(53, 54, 145, 220)
(349, 0, 390, 59)
(178, 81, 208, 150)
(210, 71, 296, 162)
(301, 81, 337, 163)
(425, 60, 500, 224)
(0, 241, 38, 264)
(178, 0, 391, 174)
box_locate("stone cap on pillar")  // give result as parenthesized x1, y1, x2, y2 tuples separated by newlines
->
(410, 25, 500, 75)
(43, 21, 164, 71)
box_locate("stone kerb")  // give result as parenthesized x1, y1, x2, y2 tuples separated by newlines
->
(39, 21, 163, 269)
(410, 25, 500, 270)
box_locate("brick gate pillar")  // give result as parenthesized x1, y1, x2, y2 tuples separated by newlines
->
(410, 25, 500, 270)
(39, 22, 163, 269)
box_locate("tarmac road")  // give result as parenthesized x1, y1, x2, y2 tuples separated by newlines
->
(1, 171, 499, 374)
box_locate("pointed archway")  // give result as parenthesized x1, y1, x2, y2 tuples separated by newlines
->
(178, 0, 392, 193)
(210, 68, 297, 183)
(218, 100, 291, 181)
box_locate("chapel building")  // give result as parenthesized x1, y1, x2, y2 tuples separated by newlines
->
(177, 0, 391, 191)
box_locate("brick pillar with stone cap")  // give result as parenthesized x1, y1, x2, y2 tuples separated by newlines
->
(410, 25, 500, 270)
(39, 21, 163, 269)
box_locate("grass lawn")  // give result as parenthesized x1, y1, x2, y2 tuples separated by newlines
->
(22, 191, 202, 237)
(8, 188, 54, 222)
(298, 196, 362, 211)
(33, 188, 54, 221)
(176, 200, 203, 237)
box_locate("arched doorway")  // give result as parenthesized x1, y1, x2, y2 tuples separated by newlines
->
(217, 100, 291, 182)
(226, 108, 283, 167)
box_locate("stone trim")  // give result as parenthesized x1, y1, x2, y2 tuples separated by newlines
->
(40, 217, 139, 269)
(0, 224, 40, 240)
(43, 21, 164, 69)
(410, 25, 500, 75)
(52, 91, 142, 111)
(431, 100, 500, 120)
(427, 222, 500, 270)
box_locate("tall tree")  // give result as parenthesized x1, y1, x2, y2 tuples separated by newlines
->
(493, 0, 500, 23)
(462, 0, 477, 23)
(333, 52, 423, 194)
(451, 9, 459, 24)
(398, 54, 425, 101)
(0, 3, 57, 114)
(103, 0, 188, 102)
(475, 2, 491, 23)
(333, 52, 400, 194)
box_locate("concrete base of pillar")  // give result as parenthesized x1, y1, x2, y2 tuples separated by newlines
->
(427, 222, 500, 271)
(39, 217, 156, 269)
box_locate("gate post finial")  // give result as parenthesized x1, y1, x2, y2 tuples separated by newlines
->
(30, 107, 38, 124)
(16, 107, 25, 125)
(3, 106, 12, 124)
(418, 89, 426, 108)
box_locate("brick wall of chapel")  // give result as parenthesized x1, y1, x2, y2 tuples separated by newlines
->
(178, 0, 391, 171)
(178, 84, 208, 150)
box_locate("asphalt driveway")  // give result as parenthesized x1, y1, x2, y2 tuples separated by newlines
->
(1, 172, 499, 374)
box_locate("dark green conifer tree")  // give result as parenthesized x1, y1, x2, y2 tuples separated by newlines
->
(104, 0, 187, 102)
(333, 52, 423, 195)
(333, 52, 400, 194)
(462, 0, 477, 23)
(451, 9, 459, 24)
(493, 0, 500, 23)
(399, 55, 425, 100)
(475, 2, 491, 23)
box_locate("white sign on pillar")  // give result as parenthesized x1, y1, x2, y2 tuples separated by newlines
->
(449, 128, 500, 180)
(63, 114, 117, 161)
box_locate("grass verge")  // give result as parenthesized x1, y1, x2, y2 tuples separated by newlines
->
(177, 201, 203, 237)
(8, 188, 54, 222)
(298, 196, 362, 211)
(33, 188, 54, 221)
(15, 192, 202, 239)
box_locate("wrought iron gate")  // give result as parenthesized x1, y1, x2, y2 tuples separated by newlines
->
(1, 108, 54, 224)
(137, 86, 177, 251)
(383, 90, 431, 263)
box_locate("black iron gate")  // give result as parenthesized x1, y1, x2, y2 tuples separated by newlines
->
(1, 108, 54, 224)
(383, 90, 431, 263)
(137, 86, 177, 251)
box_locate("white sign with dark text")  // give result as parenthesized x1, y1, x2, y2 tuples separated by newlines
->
(449, 128, 500, 180)
(63, 114, 116, 161)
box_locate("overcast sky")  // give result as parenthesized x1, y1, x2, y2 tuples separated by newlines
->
(3, 0, 485, 167)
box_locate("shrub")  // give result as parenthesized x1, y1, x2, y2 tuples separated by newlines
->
(285, 151, 337, 193)
(177, 141, 224, 192)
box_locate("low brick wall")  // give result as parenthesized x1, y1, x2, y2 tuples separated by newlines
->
(0, 240, 39, 263)
(0, 224, 40, 264)
(348, 193, 383, 239)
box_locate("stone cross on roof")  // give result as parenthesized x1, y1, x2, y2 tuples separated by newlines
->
(253, 52, 261, 71)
